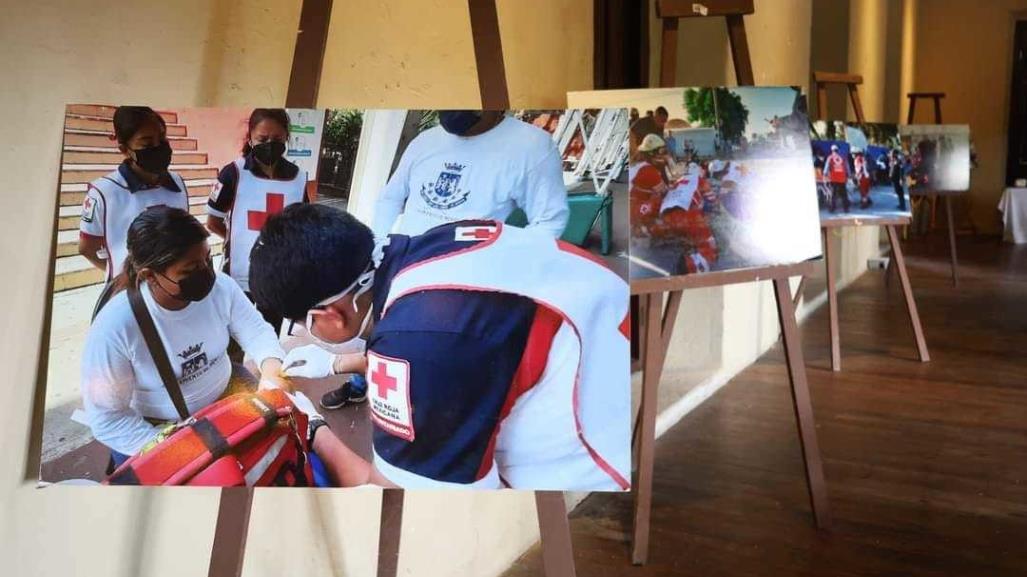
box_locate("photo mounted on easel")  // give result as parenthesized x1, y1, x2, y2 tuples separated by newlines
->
(898, 124, 972, 194)
(811, 121, 914, 221)
(39, 105, 632, 491)
(569, 86, 822, 280)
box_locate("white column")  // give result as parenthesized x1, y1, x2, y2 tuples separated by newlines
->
(346, 109, 408, 225)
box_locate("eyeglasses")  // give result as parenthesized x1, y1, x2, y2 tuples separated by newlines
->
(299, 263, 375, 341)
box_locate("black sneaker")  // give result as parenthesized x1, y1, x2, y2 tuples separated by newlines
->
(320, 379, 368, 410)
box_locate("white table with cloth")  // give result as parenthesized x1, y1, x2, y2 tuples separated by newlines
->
(998, 187, 1027, 244)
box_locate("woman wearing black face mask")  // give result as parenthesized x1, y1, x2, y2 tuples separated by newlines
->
(80, 207, 288, 467)
(79, 106, 190, 318)
(207, 108, 309, 337)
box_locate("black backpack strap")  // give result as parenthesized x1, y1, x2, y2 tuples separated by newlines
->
(127, 286, 190, 421)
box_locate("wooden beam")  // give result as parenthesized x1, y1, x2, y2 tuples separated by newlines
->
(656, 0, 754, 18)
(468, 0, 510, 109)
(659, 17, 679, 88)
(813, 71, 863, 85)
(285, 0, 334, 108)
(207, 488, 254, 577)
(536, 493, 577, 576)
(772, 278, 832, 530)
(377, 490, 405, 577)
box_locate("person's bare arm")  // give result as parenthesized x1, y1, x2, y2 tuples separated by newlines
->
(78, 235, 107, 272)
(311, 427, 397, 488)
(207, 215, 228, 238)
(331, 351, 368, 375)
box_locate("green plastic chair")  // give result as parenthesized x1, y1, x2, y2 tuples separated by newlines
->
(506, 192, 613, 254)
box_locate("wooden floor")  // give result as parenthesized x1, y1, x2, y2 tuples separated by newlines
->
(504, 234, 1027, 577)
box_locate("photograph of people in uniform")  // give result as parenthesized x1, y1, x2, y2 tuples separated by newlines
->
(571, 86, 823, 280)
(38, 105, 631, 491)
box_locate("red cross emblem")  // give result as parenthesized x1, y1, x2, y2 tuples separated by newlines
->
(366, 352, 414, 441)
(454, 225, 497, 242)
(247, 193, 285, 231)
(371, 361, 398, 398)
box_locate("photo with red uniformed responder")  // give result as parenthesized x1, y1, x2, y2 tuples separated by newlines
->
(622, 86, 823, 281)
(39, 106, 632, 490)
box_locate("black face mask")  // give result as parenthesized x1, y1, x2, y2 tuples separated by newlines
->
(131, 141, 173, 175)
(251, 140, 287, 166)
(439, 111, 483, 136)
(158, 261, 216, 303)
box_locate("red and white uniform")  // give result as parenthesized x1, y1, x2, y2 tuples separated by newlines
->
(369, 221, 630, 490)
(629, 161, 666, 231)
(208, 157, 307, 292)
(826, 151, 848, 184)
(854, 155, 871, 199)
(79, 167, 189, 282)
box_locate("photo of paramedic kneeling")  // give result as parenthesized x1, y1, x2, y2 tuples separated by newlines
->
(249, 203, 631, 490)
(82, 207, 373, 487)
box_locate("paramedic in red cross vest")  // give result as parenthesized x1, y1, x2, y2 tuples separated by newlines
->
(79, 106, 190, 316)
(826, 143, 852, 213)
(249, 203, 630, 490)
(207, 108, 309, 333)
(370, 111, 569, 240)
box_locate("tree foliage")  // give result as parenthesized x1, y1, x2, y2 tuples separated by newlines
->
(683, 88, 749, 144)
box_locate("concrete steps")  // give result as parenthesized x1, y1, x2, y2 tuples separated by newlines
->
(64, 132, 198, 150)
(55, 105, 223, 292)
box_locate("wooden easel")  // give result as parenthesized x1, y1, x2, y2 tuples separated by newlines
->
(811, 72, 930, 371)
(632, 0, 831, 565)
(206, 1, 578, 576)
(906, 92, 960, 287)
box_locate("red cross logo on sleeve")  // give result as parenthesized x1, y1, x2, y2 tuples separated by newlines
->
(247, 193, 285, 231)
(454, 225, 497, 241)
(371, 361, 398, 398)
(366, 352, 414, 441)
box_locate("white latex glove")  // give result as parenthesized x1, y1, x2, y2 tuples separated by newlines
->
(285, 390, 324, 422)
(282, 344, 337, 379)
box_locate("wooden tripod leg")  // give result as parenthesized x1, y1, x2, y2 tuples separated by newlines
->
(207, 487, 254, 577)
(885, 226, 930, 362)
(377, 489, 405, 577)
(944, 196, 959, 287)
(772, 278, 832, 530)
(823, 228, 841, 371)
(536, 492, 577, 577)
(632, 291, 681, 565)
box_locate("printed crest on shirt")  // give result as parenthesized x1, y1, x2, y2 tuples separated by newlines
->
(178, 341, 210, 384)
(81, 196, 96, 223)
(419, 162, 471, 211)
(366, 351, 415, 441)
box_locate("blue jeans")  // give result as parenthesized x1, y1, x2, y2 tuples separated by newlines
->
(349, 373, 368, 396)
(110, 450, 131, 469)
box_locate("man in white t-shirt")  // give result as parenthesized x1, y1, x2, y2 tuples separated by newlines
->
(371, 111, 569, 239)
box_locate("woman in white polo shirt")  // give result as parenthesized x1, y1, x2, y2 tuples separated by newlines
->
(79, 106, 190, 315)
(81, 207, 288, 466)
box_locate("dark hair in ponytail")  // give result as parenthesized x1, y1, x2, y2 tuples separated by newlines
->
(112, 106, 167, 145)
(241, 108, 291, 155)
(122, 206, 210, 287)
